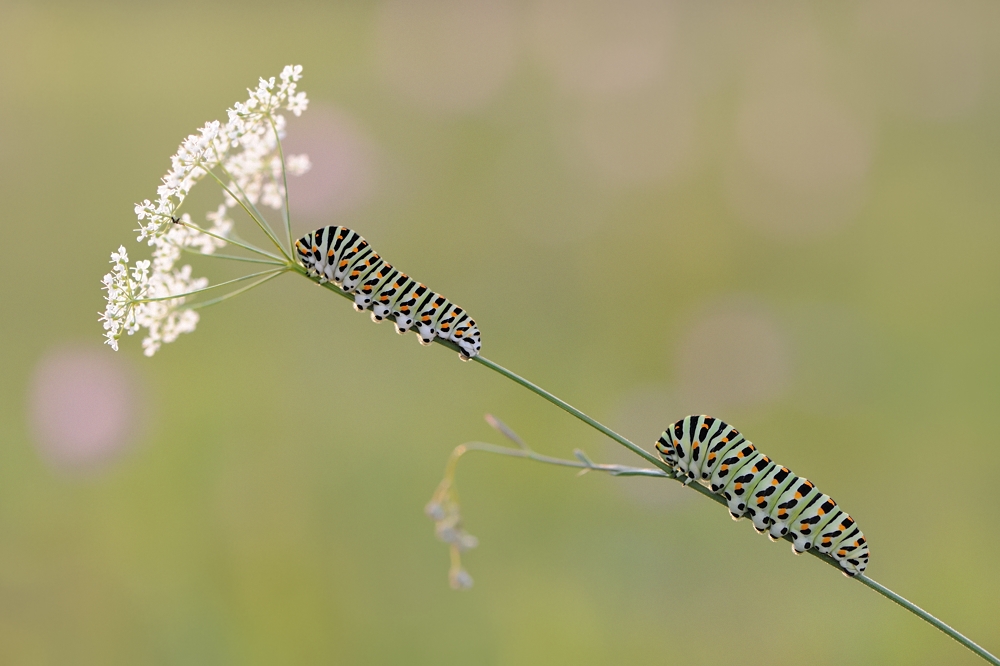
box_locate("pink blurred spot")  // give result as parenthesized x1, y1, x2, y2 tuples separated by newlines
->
(28, 346, 144, 470)
(568, 88, 699, 188)
(283, 105, 378, 226)
(375, 0, 517, 113)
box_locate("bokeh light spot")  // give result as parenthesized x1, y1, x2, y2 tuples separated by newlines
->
(726, 85, 872, 240)
(375, 0, 517, 113)
(28, 346, 144, 470)
(284, 105, 378, 228)
(568, 88, 699, 188)
(530, 0, 673, 97)
(855, 0, 985, 121)
(672, 297, 792, 413)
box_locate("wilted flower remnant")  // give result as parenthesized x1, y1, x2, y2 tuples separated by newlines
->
(425, 414, 671, 590)
(426, 444, 480, 590)
(100, 66, 311, 356)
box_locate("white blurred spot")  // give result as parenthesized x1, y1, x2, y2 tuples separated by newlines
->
(855, 0, 985, 121)
(725, 26, 873, 240)
(567, 87, 699, 188)
(375, 0, 517, 113)
(28, 346, 145, 470)
(529, 0, 673, 97)
(672, 297, 791, 413)
(738, 89, 871, 194)
(539, 0, 700, 189)
(283, 105, 378, 226)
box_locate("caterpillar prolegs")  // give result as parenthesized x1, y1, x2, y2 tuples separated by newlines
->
(656, 416, 869, 576)
(295, 226, 482, 360)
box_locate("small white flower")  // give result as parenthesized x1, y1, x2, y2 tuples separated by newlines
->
(449, 568, 474, 590)
(435, 518, 460, 544)
(286, 154, 311, 176)
(135, 263, 207, 357)
(425, 501, 446, 521)
(456, 533, 479, 551)
(135, 66, 310, 243)
(99, 246, 148, 351)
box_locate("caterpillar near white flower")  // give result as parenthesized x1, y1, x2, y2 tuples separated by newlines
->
(295, 226, 482, 361)
(656, 415, 869, 576)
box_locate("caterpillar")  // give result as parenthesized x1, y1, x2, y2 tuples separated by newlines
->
(295, 226, 482, 361)
(656, 415, 869, 576)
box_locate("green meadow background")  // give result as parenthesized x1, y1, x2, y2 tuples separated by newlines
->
(1, 2, 998, 664)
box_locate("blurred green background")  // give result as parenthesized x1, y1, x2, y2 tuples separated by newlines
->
(2, 1, 999, 664)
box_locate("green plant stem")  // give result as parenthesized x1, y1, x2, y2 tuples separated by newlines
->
(854, 576, 999, 666)
(137, 268, 287, 303)
(472, 355, 669, 471)
(269, 117, 293, 254)
(178, 246, 286, 266)
(188, 269, 286, 309)
(455, 441, 670, 477)
(463, 353, 999, 666)
(215, 160, 287, 255)
(203, 165, 289, 261)
(179, 221, 283, 262)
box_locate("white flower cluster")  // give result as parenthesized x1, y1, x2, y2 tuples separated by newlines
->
(101, 65, 310, 356)
(100, 247, 147, 350)
(99, 239, 209, 357)
(425, 493, 478, 590)
(135, 64, 311, 243)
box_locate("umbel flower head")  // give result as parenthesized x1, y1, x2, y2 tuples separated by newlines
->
(101, 65, 311, 356)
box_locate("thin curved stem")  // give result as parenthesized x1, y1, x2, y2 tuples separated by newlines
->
(178, 246, 286, 266)
(188, 269, 286, 309)
(137, 268, 287, 303)
(177, 220, 284, 262)
(471, 355, 670, 471)
(202, 164, 289, 261)
(302, 233, 999, 665)
(855, 575, 999, 665)
(455, 441, 669, 477)
(213, 159, 275, 240)
(268, 117, 293, 254)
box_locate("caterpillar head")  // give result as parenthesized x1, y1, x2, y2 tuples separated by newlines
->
(654, 434, 678, 466)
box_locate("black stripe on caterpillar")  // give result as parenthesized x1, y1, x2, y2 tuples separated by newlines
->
(295, 226, 481, 361)
(656, 415, 869, 576)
